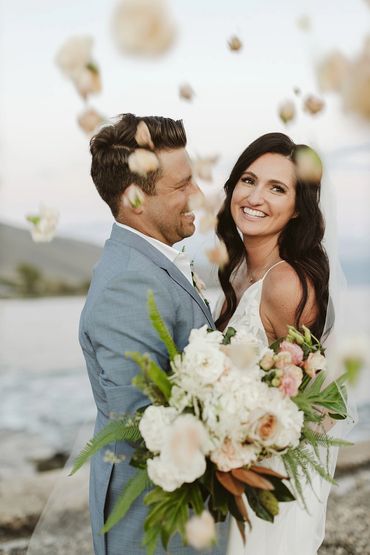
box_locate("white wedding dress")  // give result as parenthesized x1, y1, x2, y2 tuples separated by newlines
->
(214, 262, 336, 555)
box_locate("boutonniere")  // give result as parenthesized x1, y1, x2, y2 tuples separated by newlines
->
(190, 261, 210, 308)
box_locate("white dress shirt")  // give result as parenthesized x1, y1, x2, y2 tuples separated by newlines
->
(115, 222, 193, 285)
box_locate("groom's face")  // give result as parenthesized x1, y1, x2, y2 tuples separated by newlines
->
(141, 148, 200, 246)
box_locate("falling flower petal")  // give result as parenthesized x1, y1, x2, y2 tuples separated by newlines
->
(342, 36, 370, 120)
(77, 108, 105, 135)
(295, 147, 323, 183)
(112, 0, 176, 57)
(135, 120, 154, 149)
(316, 51, 350, 92)
(278, 100, 295, 124)
(179, 83, 195, 101)
(206, 241, 229, 268)
(186, 511, 216, 550)
(188, 191, 206, 211)
(199, 213, 218, 233)
(303, 95, 325, 115)
(128, 149, 160, 176)
(228, 35, 243, 52)
(26, 204, 59, 243)
(123, 184, 145, 208)
(296, 15, 311, 31)
(192, 155, 219, 181)
(55, 35, 93, 79)
(73, 65, 102, 99)
(293, 87, 301, 96)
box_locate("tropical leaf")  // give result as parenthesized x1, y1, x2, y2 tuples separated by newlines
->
(101, 469, 151, 533)
(70, 418, 141, 475)
(147, 290, 178, 361)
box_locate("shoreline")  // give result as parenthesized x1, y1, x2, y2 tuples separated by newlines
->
(0, 441, 369, 554)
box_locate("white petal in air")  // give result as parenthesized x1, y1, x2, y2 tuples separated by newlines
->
(135, 120, 154, 149)
(128, 149, 160, 176)
(112, 0, 176, 57)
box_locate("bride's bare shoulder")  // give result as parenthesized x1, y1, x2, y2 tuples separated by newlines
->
(261, 261, 317, 337)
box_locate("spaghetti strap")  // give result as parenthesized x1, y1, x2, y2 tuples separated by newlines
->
(261, 260, 285, 281)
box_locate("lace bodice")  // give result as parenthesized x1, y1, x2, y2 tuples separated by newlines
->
(213, 261, 285, 346)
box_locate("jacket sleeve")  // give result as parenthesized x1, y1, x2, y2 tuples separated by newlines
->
(88, 271, 178, 416)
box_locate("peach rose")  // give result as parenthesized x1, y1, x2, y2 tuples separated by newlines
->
(279, 341, 304, 366)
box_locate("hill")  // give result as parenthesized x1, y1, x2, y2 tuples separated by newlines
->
(0, 223, 102, 297)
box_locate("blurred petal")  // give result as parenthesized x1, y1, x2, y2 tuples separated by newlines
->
(112, 0, 176, 57)
(135, 121, 154, 149)
(128, 149, 160, 176)
(199, 213, 218, 233)
(192, 155, 219, 181)
(296, 15, 311, 31)
(316, 51, 350, 92)
(303, 95, 325, 115)
(295, 147, 323, 183)
(228, 35, 243, 52)
(123, 184, 145, 208)
(77, 108, 105, 135)
(206, 242, 229, 268)
(55, 35, 93, 78)
(179, 83, 195, 101)
(278, 100, 295, 124)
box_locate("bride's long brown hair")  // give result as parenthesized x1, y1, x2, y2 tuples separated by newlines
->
(215, 132, 329, 339)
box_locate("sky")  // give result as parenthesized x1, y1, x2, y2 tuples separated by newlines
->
(0, 0, 369, 250)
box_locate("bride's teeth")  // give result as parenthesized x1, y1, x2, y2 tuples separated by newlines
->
(242, 207, 266, 218)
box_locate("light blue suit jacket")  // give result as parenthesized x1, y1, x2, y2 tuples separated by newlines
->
(79, 224, 229, 554)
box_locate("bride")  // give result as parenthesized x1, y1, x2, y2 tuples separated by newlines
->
(214, 132, 336, 555)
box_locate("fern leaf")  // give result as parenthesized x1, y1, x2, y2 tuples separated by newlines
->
(101, 469, 151, 534)
(70, 419, 141, 475)
(147, 290, 178, 361)
(127, 352, 172, 400)
(282, 452, 308, 511)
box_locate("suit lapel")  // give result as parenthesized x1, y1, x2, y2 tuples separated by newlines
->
(109, 224, 215, 328)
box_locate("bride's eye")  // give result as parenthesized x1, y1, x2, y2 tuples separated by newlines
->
(271, 185, 285, 193)
(241, 176, 255, 185)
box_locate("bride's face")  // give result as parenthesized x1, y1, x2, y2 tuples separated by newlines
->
(230, 152, 297, 239)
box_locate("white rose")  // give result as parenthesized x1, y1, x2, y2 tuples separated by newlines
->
(147, 456, 183, 492)
(210, 438, 260, 472)
(186, 511, 216, 550)
(139, 405, 177, 452)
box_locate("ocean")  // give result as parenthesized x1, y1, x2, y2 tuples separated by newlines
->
(0, 288, 369, 457)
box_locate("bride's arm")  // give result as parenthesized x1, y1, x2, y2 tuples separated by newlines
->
(260, 264, 336, 432)
(259, 263, 317, 344)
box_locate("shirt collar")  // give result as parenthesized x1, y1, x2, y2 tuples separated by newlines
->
(115, 222, 193, 284)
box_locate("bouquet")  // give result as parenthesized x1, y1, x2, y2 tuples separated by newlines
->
(71, 292, 351, 554)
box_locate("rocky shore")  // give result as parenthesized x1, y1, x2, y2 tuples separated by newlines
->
(0, 439, 369, 555)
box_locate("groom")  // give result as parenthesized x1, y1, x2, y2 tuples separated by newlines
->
(79, 113, 229, 554)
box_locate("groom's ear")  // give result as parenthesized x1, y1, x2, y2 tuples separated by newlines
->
(121, 184, 145, 214)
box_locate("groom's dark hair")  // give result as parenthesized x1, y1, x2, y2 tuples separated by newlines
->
(90, 113, 187, 217)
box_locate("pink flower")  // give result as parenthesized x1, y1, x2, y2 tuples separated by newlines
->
(279, 341, 304, 366)
(274, 351, 292, 369)
(303, 351, 326, 378)
(279, 365, 303, 397)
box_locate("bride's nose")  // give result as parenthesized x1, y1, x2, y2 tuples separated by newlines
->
(247, 185, 264, 205)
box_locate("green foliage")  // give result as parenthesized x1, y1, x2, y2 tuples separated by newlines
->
(222, 327, 237, 345)
(70, 417, 142, 475)
(101, 469, 151, 534)
(127, 352, 172, 401)
(294, 371, 348, 420)
(143, 484, 205, 554)
(283, 441, 338, 510)
(147, 290, 178, 361)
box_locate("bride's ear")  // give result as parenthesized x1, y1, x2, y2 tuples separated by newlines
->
(121, 184, 145, 214)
